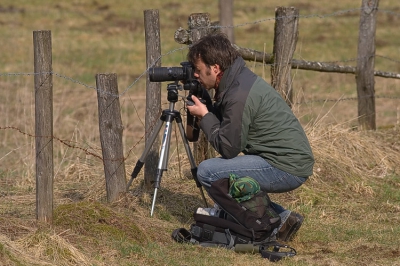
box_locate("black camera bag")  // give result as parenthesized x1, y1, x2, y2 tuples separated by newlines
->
(207, 177, 281, 241)
(172, 178, 296, 262)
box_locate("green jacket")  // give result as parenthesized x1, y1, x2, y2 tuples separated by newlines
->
(200, 57, 314, 178)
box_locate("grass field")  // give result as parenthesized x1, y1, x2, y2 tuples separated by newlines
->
(1, 0, 400, 265)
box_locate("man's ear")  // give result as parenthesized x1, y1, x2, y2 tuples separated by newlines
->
(213, 64, 221, 74)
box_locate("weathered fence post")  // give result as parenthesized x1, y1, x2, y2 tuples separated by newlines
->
(34, 30, 53, 223)
(188, 13, 213, 165)
(271, 7, 299, 107)
(144, 9, 162, 188)
(96, 73, 126, 202)
(219, 0, 234, 43)
(356, 0, 379, 130)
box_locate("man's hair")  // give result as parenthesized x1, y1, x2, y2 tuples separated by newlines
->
(187, 32, 240, 71)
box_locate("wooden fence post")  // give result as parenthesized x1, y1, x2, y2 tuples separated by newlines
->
(34, 30, 53, 223)
(188, 13, 213, 165)
(144, 9, 161, 189)
(271, 7, 299, 107)
(356, 0, 379, 130)
(96, 73, 127, 202)
(219, 0, 234, 43)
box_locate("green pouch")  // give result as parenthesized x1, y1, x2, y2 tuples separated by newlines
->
(228, 174, 261, 203)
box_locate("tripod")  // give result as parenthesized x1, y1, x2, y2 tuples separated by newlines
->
(126, 82, 208, 216)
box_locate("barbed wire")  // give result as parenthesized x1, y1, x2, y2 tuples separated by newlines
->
(1, 6, 399, 219)
(208, 8, 400, 30)
(0, 125, 144, 163)
(375, 54, 400, 65)
(1, 92, 399, 163)
(212, 8, 360, 30)
(120, 46, 187, 96)
(1, 54, 400, 100)
(295, 94, 400, 105)
(379, 9, 400, 18)
(1, 7, 400, 99)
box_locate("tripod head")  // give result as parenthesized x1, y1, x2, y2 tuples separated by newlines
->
(164, 81, 201, 142)
(166, 82, 181, 103)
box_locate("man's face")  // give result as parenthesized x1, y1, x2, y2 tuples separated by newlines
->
(193, 58, 220, 90)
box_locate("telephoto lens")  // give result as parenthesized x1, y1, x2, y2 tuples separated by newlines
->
(149, 67, 185, 82)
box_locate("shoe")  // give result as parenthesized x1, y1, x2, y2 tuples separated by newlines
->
(277, 211, 304, 242)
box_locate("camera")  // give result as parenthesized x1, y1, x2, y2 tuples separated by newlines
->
(149, 62, 200, 93)
(149, 62, 206, 142)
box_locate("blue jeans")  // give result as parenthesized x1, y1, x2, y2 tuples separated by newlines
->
(197, 155, 307, 213)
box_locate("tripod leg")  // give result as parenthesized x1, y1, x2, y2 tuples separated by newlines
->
(150, 119, 174, 216)
(176, 120, 208, 207)
(126, 118, 165, 191)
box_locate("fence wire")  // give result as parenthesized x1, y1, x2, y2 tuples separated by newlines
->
(1, 53, 400, 101)
(1, 6, 400, 223)
(1, 6, 400, 166)
(1, 7, 400, 99)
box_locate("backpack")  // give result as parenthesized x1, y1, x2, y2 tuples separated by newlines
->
(171, 176, 297, 262)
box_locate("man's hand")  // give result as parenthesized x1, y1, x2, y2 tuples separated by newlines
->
(186, 95, 209, 119)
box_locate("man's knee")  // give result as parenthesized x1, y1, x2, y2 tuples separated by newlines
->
(197, 160, 214, 189)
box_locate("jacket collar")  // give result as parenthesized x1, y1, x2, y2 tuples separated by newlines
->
(215, 57, 245, 102)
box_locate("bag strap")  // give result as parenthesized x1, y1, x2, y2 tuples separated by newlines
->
(171, 228, 193, 243)
(172, 224, 240, 250)
(193, 213, 256, 240)
(191, 224, 237, 249)
(172, 227, 296, 262)
(260, 242, 297, 262)
(235, 241, 296, 262)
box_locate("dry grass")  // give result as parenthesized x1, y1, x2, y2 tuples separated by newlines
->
(1, 0, 400, 265)
(1, 123, 399, 265)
